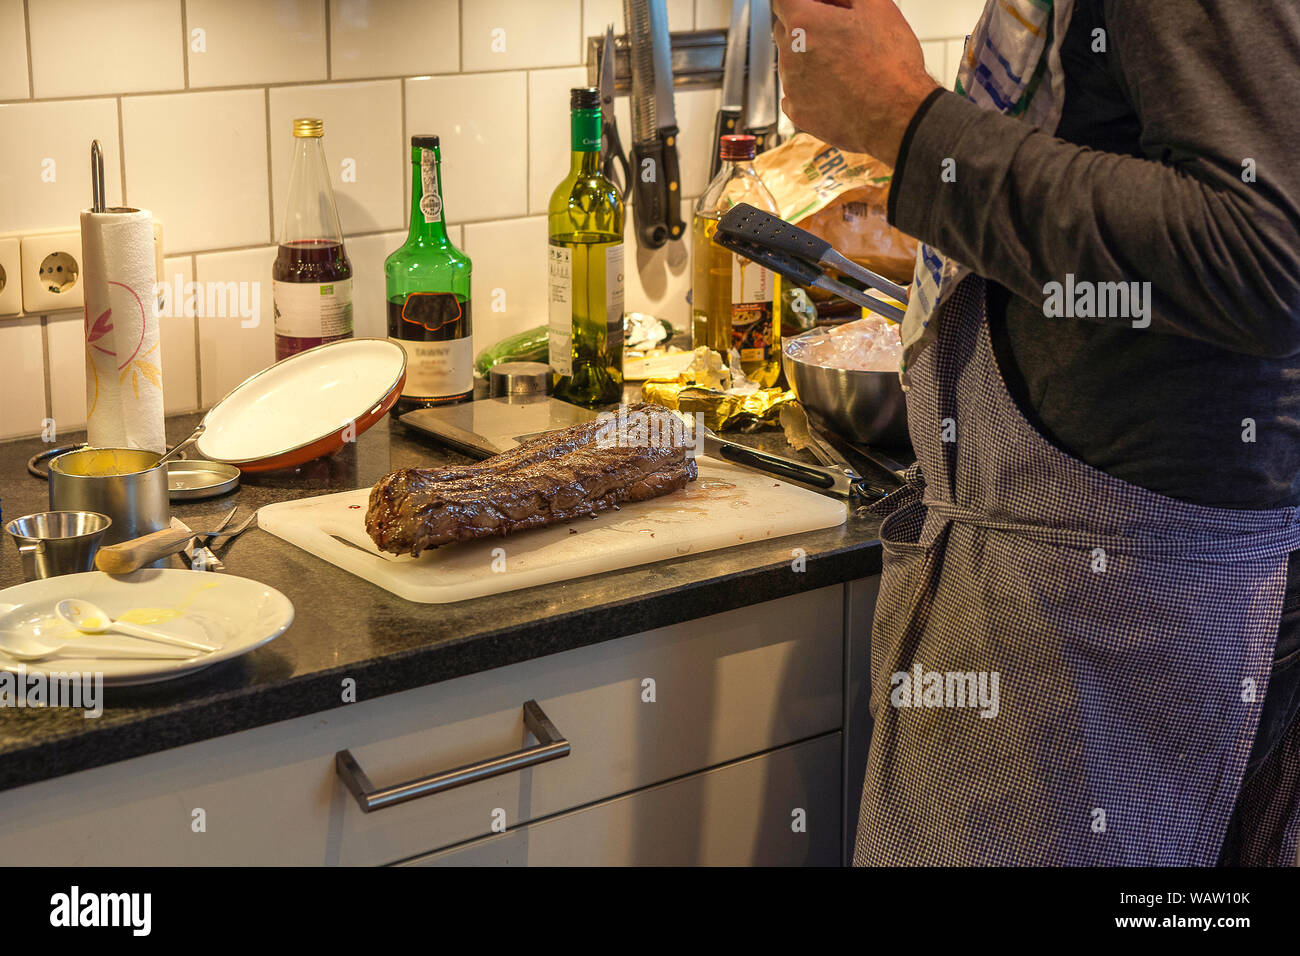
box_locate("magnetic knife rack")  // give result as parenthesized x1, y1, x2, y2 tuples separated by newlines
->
(585, 30, 731, 93)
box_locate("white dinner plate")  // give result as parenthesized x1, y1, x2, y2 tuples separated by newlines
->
(0, 569, 294, 686)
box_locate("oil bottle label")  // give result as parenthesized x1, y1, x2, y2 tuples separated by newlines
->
(272, 278, 353, 339)
(730, 255, 773, 363)
(548, 245, 573, 375)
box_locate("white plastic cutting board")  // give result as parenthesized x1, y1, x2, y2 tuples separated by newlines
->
(259, 460, 847, 604)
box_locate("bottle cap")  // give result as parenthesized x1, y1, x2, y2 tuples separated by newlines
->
(719, 134, 757, 161)
(411, 134, 440, 149)
(570, 87, 601, 110)
(293, 117, 324, 138)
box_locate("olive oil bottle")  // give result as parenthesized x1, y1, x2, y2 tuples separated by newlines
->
(548, 87, 626, 407)
(692, 134, 782, 385)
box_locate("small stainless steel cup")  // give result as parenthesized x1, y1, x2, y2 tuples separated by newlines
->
(4, 511, 112, 581)
(48, 447, 170, 546)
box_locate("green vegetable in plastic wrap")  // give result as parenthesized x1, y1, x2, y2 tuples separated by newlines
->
(474, 325, 549, 377)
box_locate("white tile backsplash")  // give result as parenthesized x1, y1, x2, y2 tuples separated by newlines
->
(0, 0, 973, 423)
(0, 0, 31, 100)
(269, 80, 405, 237)
(0, 318, 46, 440)
(945, 37, 968, 89)
(193, 245, 275, 406)
(897, 0, 984, 41)
(28, 0, 184, 98)
(461, 215, 549, 349)
(185, 0, 327, 88)
(122, 89, 269, 253)
(527, 66, 589, 216)
(461, 0, 582, 72)
(158, 254, 198, 413)
(329, 0, 459, 79)
(45, 310, 87, 430)
(0, 99, 122, 234)
(405, 72, 527, 223)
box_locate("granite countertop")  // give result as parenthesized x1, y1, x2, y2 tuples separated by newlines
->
(0, 404, 884, 792)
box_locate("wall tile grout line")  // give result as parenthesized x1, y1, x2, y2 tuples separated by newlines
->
(190, 253, 201, 408)
(264, 87, 275, 247)
(21, 0, 33, 99)
(324, 0, 332, 81)
(180, 0, 190, 89)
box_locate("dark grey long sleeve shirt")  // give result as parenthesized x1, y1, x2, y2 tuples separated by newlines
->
(889, 0, 1300, 512)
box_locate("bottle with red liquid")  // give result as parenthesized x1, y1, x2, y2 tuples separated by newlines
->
(273, 117, 353, 360)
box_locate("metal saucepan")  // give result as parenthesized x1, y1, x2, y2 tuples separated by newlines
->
(781, 328, 911, 449)
(47, 447, 170, 545)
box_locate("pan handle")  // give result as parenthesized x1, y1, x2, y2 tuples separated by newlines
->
(27, 443, 88, 480)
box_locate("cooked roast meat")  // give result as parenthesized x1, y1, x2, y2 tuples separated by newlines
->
(366, 403, 698, 556)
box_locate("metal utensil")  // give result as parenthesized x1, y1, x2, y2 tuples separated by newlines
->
(4, 511, 112, 581)
(55, 598, 219, 653)
(91, 140, 105, 213)
(155, 424, 206, 467)
(710, 0, 751, 178)
(208, 509, 257, 550)
(626, 0, 683, 248)
(647, 0, 684, 241)
(167, 459, 240, 500)
(48, 446, 170, 546)
(173, 517, 221, 572)
(745, 0, 778, 150)
(0, 631, 197, 662)
(95, 506, 237, 574)
(781, 328, 911, 448)
(599, 24, 632, 200)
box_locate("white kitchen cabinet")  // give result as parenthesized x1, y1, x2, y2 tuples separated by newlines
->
(0, 585, 851, 866)
(403, 733, 842, 866)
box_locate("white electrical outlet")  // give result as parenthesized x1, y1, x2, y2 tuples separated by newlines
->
(21, 231, 85, 315)
(0, 236, 21, 317)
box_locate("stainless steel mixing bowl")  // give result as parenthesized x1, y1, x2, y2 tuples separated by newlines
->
(781, 328, 911, 448)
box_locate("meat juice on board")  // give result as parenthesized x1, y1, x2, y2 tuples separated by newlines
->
(273, 117, 354, 360)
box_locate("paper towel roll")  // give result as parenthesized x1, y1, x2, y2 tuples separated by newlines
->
(80, 207, 165, 454)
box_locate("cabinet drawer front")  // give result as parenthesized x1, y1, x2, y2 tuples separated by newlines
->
(403, 733, 843, 866)
(0, 586, 843, 866)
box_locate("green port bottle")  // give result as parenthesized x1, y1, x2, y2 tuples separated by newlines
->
(548, 87, 626, 407)
(384, 135, 473, 415)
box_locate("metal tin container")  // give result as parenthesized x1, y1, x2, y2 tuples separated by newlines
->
(48, 447, 170, 546)
(781, 329, 910, 448)
(489, 361, 552, 402)
(4, 511, 112, 581)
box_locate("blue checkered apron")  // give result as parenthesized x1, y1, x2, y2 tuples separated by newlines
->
(853, 276, 1300, 865)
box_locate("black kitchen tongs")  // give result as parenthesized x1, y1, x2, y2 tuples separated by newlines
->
(714, 203, 909, 323)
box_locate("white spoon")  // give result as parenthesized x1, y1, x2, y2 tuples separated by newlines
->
(55, 599, 219, 653)
(0, 630, 199, 662)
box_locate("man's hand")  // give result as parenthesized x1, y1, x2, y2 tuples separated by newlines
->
(774, 0, 939, 167)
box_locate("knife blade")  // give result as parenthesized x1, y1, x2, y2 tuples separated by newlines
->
(647, 0, 684, 241)
(172, 517, 222, 572)
(746, 0, 778, 150)
(711, 0, 751, 179)
(599, 24, 632, 200)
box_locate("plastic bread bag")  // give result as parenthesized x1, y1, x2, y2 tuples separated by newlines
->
(752, 133, 918, 286)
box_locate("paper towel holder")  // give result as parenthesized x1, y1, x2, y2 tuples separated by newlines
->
(89, 140, 141, 216)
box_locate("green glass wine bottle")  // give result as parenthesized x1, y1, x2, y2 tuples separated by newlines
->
(547, 87, 625, 407)
(384, 135, 473, 415)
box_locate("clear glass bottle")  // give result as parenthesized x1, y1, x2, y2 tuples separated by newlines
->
(272, 117, 354, 361)
(548, 87, 626, 408)
(692, 134, 782, 384)
(384, 135, 473, 414)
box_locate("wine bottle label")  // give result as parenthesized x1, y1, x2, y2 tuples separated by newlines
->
(606, 242, 625, 353)
(548, 244, 573, 376)
(391, 338, 474, 398)
(388, 292, 472, 399)
(731, 255, 774, 305)
(420, 148, 443, 223)
(272, 278, 354, 339)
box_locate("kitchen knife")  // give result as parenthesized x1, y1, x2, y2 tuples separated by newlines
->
(647, 0, 684, 242)
(711, 0, 751, 180)
(745, 0, 778, 151)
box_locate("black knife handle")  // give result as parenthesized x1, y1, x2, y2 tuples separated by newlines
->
(718, 203, 832, 266)
(710, 108, 744, 179)
(631, 140, 668, 249)
(714, 441, 836, 490)
(659, 125, 685, 242)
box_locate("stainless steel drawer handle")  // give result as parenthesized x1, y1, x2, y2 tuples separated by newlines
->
(335, 700, 571, 813)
